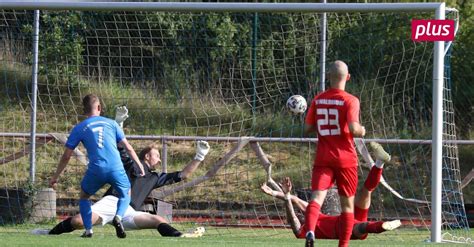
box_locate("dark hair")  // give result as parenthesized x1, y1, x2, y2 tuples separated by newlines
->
(139, 143, 160, 160)
(82, 94, 100, 114)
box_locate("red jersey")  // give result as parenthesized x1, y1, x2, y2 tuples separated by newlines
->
(305, 88, 360, 168)
(315, 213, 339, 239)
(298, 213, 365, 240)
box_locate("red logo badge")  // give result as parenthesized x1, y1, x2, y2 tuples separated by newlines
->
(411, 19, 455, 42)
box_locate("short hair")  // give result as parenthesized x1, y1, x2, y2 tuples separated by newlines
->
(139, 143, 160, 160)
(82, 94, 100, 114)
(328, 60, 349, 82)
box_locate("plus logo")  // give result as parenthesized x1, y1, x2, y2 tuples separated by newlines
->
(411, 19, 455, 42)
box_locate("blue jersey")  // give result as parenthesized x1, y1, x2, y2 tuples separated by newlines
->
(66, 116, 125, 173)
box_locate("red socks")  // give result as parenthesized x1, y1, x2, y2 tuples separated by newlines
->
(354, 206, 369, 222)
(365, 221, 385, 233)
(338, 212, 354, 247)
(304, 201, 321, 233)
(364, 167, 383, 191)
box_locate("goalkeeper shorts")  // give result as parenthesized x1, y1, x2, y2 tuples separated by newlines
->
(92, 195, 148, 230)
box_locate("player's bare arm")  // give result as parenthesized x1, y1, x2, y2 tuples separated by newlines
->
(349, 122, 366, 137)
(49, 148, 74, 188)
(261, 182, 307, 212)
(281, 177, 302, 235)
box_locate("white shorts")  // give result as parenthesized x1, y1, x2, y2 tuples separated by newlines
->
(91, 195, 148, 230)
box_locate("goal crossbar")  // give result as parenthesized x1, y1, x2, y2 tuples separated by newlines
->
(0, 2, 443, 13)
(1, 133, 473, 145)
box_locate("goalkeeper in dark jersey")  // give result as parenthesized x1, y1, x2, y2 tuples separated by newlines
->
(33, 106, 209, 238)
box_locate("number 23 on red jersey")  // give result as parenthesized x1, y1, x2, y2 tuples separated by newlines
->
(316, 108, 341, 136)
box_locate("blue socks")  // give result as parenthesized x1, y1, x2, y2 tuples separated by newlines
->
(116, 194, 130, 218)
(79, 199, 92, 230)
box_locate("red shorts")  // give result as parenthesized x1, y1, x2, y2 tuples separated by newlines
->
(296, 218, 368, 240)
(296, 225, 306, 239)
(311, 166, 358, 197)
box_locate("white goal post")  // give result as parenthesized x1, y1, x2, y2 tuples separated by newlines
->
(0, 1, 455, 243)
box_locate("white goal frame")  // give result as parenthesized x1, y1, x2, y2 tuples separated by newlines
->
(0, 1, 449, 242)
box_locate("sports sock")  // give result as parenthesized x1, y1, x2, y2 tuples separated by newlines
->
(338, 212, 354, 247)
(116, 194, 130, 219)
(79, 199, 93, 230)
(365, 221, 385, 233)
(157, 223, 182, 237)
(364, 167, 383, 192)
(354, 206, 369, 222)
(49, 217, 75, 235)
(304, 201, 321, 234)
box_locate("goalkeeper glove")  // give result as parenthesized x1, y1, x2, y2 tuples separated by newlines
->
(115, 106, 129, 128)
(194, 140, 210, 161)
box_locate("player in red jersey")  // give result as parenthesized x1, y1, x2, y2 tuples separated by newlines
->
(304, 60, 366, 247)
(260, 142, 399, 240)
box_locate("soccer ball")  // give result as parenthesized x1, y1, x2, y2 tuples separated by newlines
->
(286, 95, 307, 114)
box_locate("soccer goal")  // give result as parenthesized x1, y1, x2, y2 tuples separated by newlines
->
(0, 2, 471, 244)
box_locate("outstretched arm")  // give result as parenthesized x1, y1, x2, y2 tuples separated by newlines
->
(260, 177, 306, 235)
(281, 177, 302, 236)
(115, 105, 145, 176)
(260, 182, 308, 212)
(180, 140, 210, 179)
(115, 106, 140, 175)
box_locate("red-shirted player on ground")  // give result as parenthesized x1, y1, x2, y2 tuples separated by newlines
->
(304, 60, 366, 247)
(261, 142, 400, 241)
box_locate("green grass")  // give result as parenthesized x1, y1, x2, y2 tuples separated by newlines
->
(1, 224, 472, 247)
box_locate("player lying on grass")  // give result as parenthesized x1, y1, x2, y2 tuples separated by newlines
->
(261, 142, 401, 240)
(33, 106, 208, 238)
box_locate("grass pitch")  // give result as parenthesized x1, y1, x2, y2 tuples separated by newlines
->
(1, 223, 472, 246)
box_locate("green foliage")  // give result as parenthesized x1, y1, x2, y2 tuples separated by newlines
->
(22, 12, 86, 84)
(0, 3, 472, 139)
(448, 0, 474, 139)
(0, 59, 32, 100)
(7, 8, 471, 139)
(459, 145, 474, 203)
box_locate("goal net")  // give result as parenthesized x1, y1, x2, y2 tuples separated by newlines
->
(0, 3, 471, 244)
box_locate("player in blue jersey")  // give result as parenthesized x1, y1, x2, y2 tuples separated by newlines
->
(49, 94, 145, 239)
(33, 106, 209, 238)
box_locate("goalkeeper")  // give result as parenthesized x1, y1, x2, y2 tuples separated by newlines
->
(34, 106, 209, 238)
(261, 143, 400, 240)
